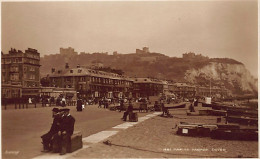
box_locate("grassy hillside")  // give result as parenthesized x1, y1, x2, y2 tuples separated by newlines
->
(41, 53, 241, 80)
(40, 52, 258, 94)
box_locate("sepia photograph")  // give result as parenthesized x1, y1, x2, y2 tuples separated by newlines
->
(1, 0, 258, 158)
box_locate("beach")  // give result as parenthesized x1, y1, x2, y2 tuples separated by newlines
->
(71, 107, 258, 158)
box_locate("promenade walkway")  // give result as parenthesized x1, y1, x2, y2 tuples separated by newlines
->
(32, 112, 162, 159)
(3, 104, 258, 158)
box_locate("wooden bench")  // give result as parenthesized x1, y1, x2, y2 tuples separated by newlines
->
(53, 131, 83, 153)
(129, 112, 138, 122)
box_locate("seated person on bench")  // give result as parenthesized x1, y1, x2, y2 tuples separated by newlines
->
(161, 102, 167, 115)
(161, 102, 171, 117)
(54, 108, 75, 155)
(41, 108, 61, 152)
(122, 101, 133, 121)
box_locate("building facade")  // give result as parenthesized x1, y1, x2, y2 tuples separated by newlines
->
(1, 84, 22, 99)
(132, 78, 164, 98)
(171, 82, 196, 98)
(1, 48, 41, 98)
(39, 87, 77, 100)
(196, 86, 229, 98)
(49, 64, 133, 99)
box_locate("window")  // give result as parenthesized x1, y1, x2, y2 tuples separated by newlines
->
(30, 75, 35, 80)
(70, 70, 73, 73)
(11, 74, 19, 81)
(79, 84, 83, 90)
(78, 69, 82, 73)
(30, 67, 35, 71)
(80, 77, 84, 82)
(6, 59, 11, 64)
(10, 66, 19, 72)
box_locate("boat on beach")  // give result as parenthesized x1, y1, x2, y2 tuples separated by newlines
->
(210, 128, 258, 141)
(164, 102, 187, 109)
(201, 102, 212, 107)
(177, 122, 258, 141)
(225, 115, 258, 126)
(177, 122, 217, 137)
(211, 102, 258, 118)
(201, 97, 212, 107)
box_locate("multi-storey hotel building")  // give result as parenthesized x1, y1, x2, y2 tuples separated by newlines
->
(1, 48, 41, 98)
(132, 78, 164, 98)
(49, 64, 133, 99)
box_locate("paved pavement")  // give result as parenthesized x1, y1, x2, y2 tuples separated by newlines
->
(4, 103, 257, 158)
(32, 112, 161, 159)
(2, 104, 153, 159)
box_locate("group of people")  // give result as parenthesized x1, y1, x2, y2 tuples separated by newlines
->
(41, 108, 75, 155)
(98, 98, 110, 108)
(56, 96, 67, 107)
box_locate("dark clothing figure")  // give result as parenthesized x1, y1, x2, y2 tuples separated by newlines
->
(60, 115, 75, 136)
(41, 108, 61, 151)
(161, 103, 171, 117)
(119, 101, 124, 112)
(56, 98, 61, 106)
(194, 100, 198, 106)
(98, 100, 102, 108)
(61, 101, 66, 107)
(189, 103, 195, 112)
(161, 103, 169, 116)
(103, 100, 108, 109)
(154, 101, 161, 111)
(122, 103, 133, 121)
(58, 113, 75, 155)
(77, 99, 83, 111)
(50, 97, 55, 105)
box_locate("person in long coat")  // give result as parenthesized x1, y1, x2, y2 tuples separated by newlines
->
(57, 108, 75, 155)
(41, 108, 61, 152)
(76, 99, 83, 111)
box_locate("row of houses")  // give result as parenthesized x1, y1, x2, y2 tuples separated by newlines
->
(1, 48, 229, 100)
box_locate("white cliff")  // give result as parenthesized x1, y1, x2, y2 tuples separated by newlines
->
(184, 62, 258, 94)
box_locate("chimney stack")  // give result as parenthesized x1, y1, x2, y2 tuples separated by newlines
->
(51, 68, 55, 73)
(65, 63, 69, 69)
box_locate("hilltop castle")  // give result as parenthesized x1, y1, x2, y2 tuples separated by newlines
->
(182, 52, 209, 60)
(136, 47, 150, 54)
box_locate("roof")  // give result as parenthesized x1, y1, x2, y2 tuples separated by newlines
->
(173, 82, 195, 88)
(132, 78, 164, 84)
(49, 67, 132, 81)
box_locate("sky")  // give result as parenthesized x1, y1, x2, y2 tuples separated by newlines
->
(1, 0, 258, 78)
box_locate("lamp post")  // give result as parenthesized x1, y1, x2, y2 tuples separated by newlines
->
(210, 78, 211, 97)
